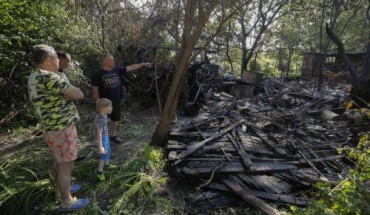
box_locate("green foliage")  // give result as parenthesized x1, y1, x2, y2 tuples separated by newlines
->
(0, 137, 171, 215)
(0, 140, 55, 215)
(109, 145, 168, 214)
(292, 132, 370, 215)
(249, 61, 262, 72)
(120, 144, 166, 174)
(64, 66, 92, 99)
(0, 0, 100, 131)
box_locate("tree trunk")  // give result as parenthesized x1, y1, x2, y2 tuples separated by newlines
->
(150, 1, 248, 147)
(225, 21, 234, 72)
(325, 23, 360, 88)
(150, 0, 220, 147)
(150, 47, 193, 147)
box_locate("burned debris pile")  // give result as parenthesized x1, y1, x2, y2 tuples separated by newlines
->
(167, 79, 365, 214)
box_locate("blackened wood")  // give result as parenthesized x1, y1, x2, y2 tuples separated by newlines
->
(286, 92, 313, 100)
(169, 131, 213, 138)
(237, 174, 288, 194)
(208, 182, 309, 206)
(248, 126, 287, 155)
(184, 155, 290, 164)
(186, 157, 237, 162)
(180, 162, 297, 176)
(273, 173, 311, 187)
(223, 179, 280, 215)
(174, 123, 241, 165)
(248, 163, 298, 173)
(219, 147, 232, 162)
(191, 121, 207, 140)
(294, 137, 335, 174)
(186, 191, 240, 215)
(171, 118, 214, 132)
(227, 133, 253, 167)
(283, 154, 344, 165)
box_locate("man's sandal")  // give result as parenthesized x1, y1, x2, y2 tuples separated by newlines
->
(70, 184, 81, 193)
(58, 196, 89, 212)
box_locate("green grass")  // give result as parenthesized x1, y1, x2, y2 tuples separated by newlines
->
(0, 124, 177, 215)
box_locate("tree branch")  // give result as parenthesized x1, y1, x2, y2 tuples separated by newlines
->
(325, 23, 360, 88)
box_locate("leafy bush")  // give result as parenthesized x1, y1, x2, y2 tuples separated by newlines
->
(292, 132, 370, 214)
(0, 0, 100, 131)
(249, 60, 262, 72)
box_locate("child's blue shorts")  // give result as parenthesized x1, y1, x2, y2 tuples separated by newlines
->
(99, 136, 111, 161)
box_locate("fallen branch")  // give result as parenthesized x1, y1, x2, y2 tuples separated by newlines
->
(197, 157, 224, 190)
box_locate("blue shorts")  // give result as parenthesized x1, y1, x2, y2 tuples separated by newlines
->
(99, 136, 111, 161)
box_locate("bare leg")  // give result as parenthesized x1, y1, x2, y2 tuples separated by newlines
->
(98, 159, 105, 172)
(56, 160, 75, 208)
(52, 158, 60, 197)
(110, 120, 118, 137)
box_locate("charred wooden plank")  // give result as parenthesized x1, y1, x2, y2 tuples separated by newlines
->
(219, 147, 232, 162)
(227, 133, 253, 167)
(184, 155, 290, 164)
(286, 92, 313, 100)
(283, 154, 344, 165)
(171, 118, 214, 132)
(191, 143, 282, 158)
(237, 174, 290, 194)
(167, 141, 231, 150)
(174, 123, 242, 165)
(169, 131, 214, 138)
(287, 140, 323, 175)
(236, 129, 264, 145)
(249, 163, 298, 173)
(207, 182, 309, 206)
(294, 138, 335, 174)
(248, 126, 287, 155)
(186, 191, 240, 215)
(223, 179, 280, 215)
(191, 121, 207, 140)
(186, 157, 237, 162)
(243, 147, 284, 157)
(180, 162, 297, 176)
(273, 172, 311, 187)
(180, 164, 241, 176)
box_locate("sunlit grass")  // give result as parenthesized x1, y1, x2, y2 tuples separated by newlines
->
(0, 103, 177, 215)
(0, 135, 174, 215)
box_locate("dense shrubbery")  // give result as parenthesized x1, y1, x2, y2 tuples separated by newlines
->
(0, 0, 100, 132)
(292, 132, 370, 214)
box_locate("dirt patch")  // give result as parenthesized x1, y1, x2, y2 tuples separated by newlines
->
(0, 102, 190, 214)
(75, 103, 157, 155)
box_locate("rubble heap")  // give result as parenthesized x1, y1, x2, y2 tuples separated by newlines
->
(167, 78, 367, 214)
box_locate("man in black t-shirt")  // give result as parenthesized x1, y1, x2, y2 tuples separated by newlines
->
(91, 53, 152, 144)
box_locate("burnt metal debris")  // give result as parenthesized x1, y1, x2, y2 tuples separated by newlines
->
(168, 78, 367, 214)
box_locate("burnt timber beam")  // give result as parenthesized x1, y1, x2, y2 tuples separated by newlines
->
(207, 182, 309, 206)
(223, 179, 280, 215)
(227, 133, 253, 168)
(173, 123, 242, 165)
(180, 162, 297, 176)
(250, 127, 287, 156)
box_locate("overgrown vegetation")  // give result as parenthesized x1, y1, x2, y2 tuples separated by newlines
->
(292, 132, 370, 214)
(0, 138, 176, 215)
(1, 0, 370, 214)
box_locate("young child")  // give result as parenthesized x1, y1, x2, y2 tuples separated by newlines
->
(94, 98, 117, 181)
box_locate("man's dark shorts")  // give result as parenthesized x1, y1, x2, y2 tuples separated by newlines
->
(108, 102, 121, 121)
